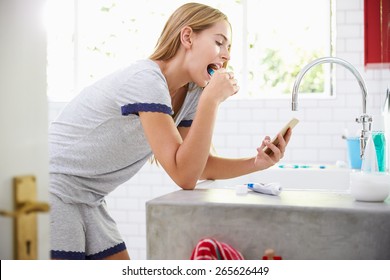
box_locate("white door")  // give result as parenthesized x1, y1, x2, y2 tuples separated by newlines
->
(0, 0, 49, 259)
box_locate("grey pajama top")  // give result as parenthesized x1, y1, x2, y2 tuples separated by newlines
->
(49, 59, 202, 206)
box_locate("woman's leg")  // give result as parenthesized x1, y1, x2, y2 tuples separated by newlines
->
(84, 200, 129, 260)
(50, 193, 87, 260)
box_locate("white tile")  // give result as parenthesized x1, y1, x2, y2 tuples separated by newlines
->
(226, 135, 251, 148)
(291, 148, 318, 162)
(116, 198, 139, 210)
(125, 237, 146, 249)
(305, 135, 333, 148)
(346, 38, 363, 52)
(226, 108, 252, 121)
(127, 211, 146, 224)
(108, 210, 128, 223)
(318, 148, 347, 162)
(287, 134, 305, 149)
(336, 0, 361, 10)
(128, 185, 152, 199)
(305, 108, 333, 121)
(336, 10, 346, 24)
(345, 10, 363, 24)
(214, 121, 239, 134)
(138, 249, 147, 260)
(238, 122, 264, 134)
(318, 121, 347, 135)
(318, 95, 346, 108)
(337, 25, 360, 39)
(251, 108, 279, 121)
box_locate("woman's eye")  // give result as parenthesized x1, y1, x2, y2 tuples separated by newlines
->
(215, 41, 223, 46)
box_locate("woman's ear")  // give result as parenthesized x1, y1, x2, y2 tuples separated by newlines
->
(180, 26, 193, 49)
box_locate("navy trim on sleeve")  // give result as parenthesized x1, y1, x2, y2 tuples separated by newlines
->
(86, 242, 127, 260)
(50, 242, 127, 260)
(121, 103, 173, 116)
(178, 120, 193, 127)
(51, 250, 85, 260)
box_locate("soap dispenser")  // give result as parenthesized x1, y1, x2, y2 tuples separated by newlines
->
(361, 131, 378, 173)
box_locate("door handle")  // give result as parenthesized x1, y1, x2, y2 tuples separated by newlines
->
(0, 201, 49, 218)
(0, 175, 50, 259)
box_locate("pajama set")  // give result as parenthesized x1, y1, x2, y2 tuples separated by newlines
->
(49, 59, 201, 259)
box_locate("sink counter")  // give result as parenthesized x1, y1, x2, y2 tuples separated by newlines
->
(146, 189, 390, 260)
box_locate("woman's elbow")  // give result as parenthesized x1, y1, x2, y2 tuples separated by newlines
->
(174, 177, 197, 190)
(169, 167, 205, 190)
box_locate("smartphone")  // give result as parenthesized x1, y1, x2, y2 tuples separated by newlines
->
(263, 118, 299, 155)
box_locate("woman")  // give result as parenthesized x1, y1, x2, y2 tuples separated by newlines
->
(49, 2, 292, 260)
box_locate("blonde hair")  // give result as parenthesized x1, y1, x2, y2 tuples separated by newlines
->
(149, 3, 229, 165)
(150, 2, 230, 67)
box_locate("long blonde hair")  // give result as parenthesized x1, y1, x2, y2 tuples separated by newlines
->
(150, 2, 230, 67)
(149, 3, 228, 165)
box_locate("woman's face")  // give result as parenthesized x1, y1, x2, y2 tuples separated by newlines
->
(187, 20, 232, 87)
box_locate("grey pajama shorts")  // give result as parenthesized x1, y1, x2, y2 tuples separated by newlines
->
(49, 193, 126, 259)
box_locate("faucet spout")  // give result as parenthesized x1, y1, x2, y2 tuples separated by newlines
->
(292, 57, 367, 112)
(291, 57, 372, 158)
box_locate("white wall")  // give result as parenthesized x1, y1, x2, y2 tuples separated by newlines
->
(0, 0, 49, 259)
(48, 0, 389, 259)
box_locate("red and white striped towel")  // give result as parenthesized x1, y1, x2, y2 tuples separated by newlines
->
(190, 238, 244, 260)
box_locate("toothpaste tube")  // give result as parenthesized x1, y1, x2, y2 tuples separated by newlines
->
(246, 182, 282, 196)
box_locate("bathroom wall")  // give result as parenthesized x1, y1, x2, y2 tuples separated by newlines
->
(48, 0, 390, 259)
(0, 0, 49, 259)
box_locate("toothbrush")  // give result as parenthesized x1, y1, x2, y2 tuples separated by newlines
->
(207, 67, 215, 76)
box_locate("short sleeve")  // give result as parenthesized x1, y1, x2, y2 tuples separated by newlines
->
(119, 66, 173, 116)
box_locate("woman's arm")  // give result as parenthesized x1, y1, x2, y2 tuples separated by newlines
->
(139, 96, 217, 189)
(139, 70, 236, 190)
(178, 126, 292, 181)
(201, 156, 259, 180)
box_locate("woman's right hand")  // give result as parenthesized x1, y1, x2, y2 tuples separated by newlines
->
(202, 69, 239, 104)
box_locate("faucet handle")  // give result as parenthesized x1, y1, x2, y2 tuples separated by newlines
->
(355, 114, 372, 123)
(355, 114, 373, 158)
(356, 114, 372, 130)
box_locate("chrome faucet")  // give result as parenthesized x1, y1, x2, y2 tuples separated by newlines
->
(291, 57, 372, 158)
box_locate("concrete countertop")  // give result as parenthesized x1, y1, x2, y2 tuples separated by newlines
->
(147, 188, 390, 211)
(146, 188, 390, 260)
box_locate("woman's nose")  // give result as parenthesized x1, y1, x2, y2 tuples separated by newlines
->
(221, 47, 230, 61)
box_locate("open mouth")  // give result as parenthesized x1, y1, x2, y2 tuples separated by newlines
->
(207, 64, 219, 76)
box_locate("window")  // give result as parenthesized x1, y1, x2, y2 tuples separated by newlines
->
(45, 0, 334, 101)
(245, 0, 334, 98)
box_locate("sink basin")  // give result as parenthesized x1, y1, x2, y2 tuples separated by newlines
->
(197, 165, 351, 192)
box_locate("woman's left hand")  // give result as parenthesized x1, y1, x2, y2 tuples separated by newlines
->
(254, 128, 292, 170)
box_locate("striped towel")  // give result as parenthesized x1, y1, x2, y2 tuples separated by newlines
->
(190, 238, 244, 260)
